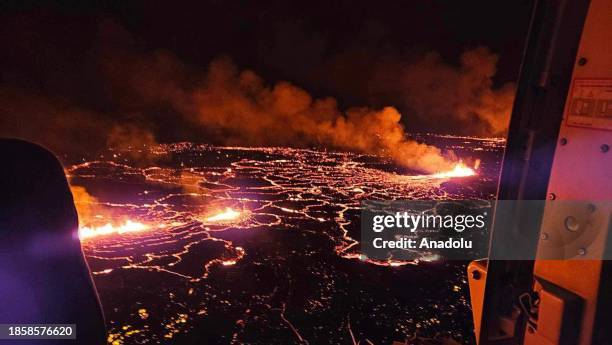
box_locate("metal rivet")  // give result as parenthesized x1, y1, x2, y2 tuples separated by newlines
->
(541, 232, 549, 240)
(578, 57, 588, 66)
(578, 248, 587, 256)
(548, 193, 557, 200)
(471, 270, 481, 280)
(601, 144, 610, 153)
(560, 138, 568, 146)
(587, 204, 596, 213)
(565, 216, 580, 232)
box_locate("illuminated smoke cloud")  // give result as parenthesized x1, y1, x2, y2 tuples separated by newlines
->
(179, 58, 456, 172)
(107, 124, 159, 163)
(97, 21, 458, 173)
(0, 88, 158, 159)
(70, 185, 101, 224)
(0, 88, 110, 156)
(1, 20, 472, 172)
(379, 47, 515, 136)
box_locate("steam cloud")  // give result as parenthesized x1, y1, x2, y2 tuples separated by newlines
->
(0, 20, 513, 173)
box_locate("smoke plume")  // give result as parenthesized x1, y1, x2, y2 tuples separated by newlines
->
(0, 88, 110, 156)
(100, 49, 457, 172)
(70, 185, 100, 224)
(181, 58, 456, 172)
(0, 88, 159, 161)
(2, 19, 513, 173)
(373, 47, 515, 136)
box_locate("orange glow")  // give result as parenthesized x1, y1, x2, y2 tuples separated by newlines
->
(205, 208, 242, 223)
(430, 162, 476, 178)
(79, 219, 150, 239)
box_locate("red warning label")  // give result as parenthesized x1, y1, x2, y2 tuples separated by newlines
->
(566, 79, 612, 130)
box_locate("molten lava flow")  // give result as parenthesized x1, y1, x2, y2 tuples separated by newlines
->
(79, 220, 149, 240)
(64, 140, 500, 344)
(430, 162, 476, 178)
(205, 208, 242, 223)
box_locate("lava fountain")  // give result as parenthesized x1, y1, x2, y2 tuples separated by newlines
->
(431, 162, 477, 178)
(79, 219, 150, 240)
(204, 207, 243, 223)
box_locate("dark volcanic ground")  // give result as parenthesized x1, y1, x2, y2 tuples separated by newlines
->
(69, 134, 505, 344)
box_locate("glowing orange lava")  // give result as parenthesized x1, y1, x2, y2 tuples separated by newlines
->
(204, 208, 242, 223)
(79, 219, 150, 239)
(78, 207, 245, 240)
(430, 162, 476, 178)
